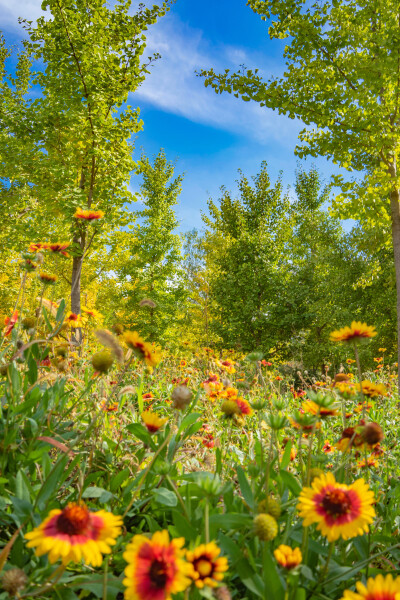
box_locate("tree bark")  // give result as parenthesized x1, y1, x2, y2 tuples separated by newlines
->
(70, 231, 86, 343)
(390, 187, 400, 395)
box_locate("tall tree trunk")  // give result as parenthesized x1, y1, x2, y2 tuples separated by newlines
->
(70, 231, 86, 343)
(390, 187, 400, 395)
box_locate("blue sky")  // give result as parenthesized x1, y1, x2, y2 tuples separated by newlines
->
(1, 0, 341, 231)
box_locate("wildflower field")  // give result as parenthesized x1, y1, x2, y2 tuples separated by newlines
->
(1, 265, 400, 600)
(3, 0, 400, 599)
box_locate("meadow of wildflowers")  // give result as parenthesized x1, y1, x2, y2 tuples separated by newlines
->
(0, 249, 399, 600)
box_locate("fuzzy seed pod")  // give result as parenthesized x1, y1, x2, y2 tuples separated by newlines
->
(111, 323, 124, 336)
(253, 513, 278, 541)
(335, 373, 350, 383)
(214, 586, 232, 600)
(0, 364, 9, 377)
(221, 400, 239, 417)
(1, 568, 27, 596)
(171, 385, 192, 410)
(22, 316, 36, 330)
(257, 496, 281, 519)
(91, 351, 114, 374)
(362, 422, 384, 446)
(55, 344, 69, 358)
(56, 359, 68, 373)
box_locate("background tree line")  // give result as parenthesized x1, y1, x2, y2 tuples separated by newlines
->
(0, 0, 397, 374)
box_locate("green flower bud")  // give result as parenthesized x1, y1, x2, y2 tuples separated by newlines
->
(254, 513, 278, 541)
(91, 351, 114, 374)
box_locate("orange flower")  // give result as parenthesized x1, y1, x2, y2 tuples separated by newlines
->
(46, 242, 70, 257)
(274, 545, 302, 569)
(74, 208, 104, 221)
(4, 311, 18, 336)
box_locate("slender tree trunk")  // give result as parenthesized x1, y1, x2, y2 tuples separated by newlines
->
(390, 186, 400, 395)
(70, 231, 86, 343)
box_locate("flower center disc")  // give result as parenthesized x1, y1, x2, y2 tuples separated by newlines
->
(57, 504, 90, 535)
(196, 558, 212, 577)
(149, 559, 168, 588)
(322, 489, 351, 516)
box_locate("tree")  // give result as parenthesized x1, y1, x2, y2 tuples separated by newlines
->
(181, 229, 216, 346)
(202, 162, 292, 351)
(116, 150, 186, 342)
(201, 0, 400, 389)
(0, 0, 171, 337)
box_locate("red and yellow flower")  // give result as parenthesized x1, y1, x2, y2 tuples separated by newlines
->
(340, 574, 400, 600)
(330, 321, 377, 343)
(297, 472, 375, 541)
(82, 306, 103, 321)
(274, 545, 302, 570)
(142, 392, 154, 403)
(122, 331, 161, 368)
(74, 208, 104, 220)
(302, 400, 338, 418)
(38, 272, 58, 285)
(25, 503, 122, 566)
(46, 242, 70, 256)
(65, 312, 82, 328)
(141, 410, 168, 433)
(123, 530, 192, 600)
(357, 380, 387, 398)
(216, 358, 236, 374)
(186, 542, 228, 589)
(4, 311, 18, 336)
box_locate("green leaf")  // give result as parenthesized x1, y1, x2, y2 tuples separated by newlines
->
(152, 487, 178, 507)
(209, 513, 252, 529)
(263, 545, 285, 600)
(82, 486, 113, 503)
(279, 470, 301, 496)
(236, 465, 254, 509)
(110, 468, 130, 492)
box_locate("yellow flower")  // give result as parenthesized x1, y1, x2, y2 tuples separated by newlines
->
(141, 410, 168, 433)
(297, 472, 375, 542)
(302, 400, 338, 418)
(274, 545, 302, 569)
(357, 380, 387, 398)
(82, 306, 103, 321)
(123, 530, 192, 600)
(65, 312, 82, 328)
(186, 542, 228, 589)
(340, 574, 400, 600)
(216, 358, 236, 374)
(122, 331, 161, 368)
(38, 272, 58, 285)
(25, 503, 122, 566)
(74, 207, 104, 220)
(330, 321, 377, 343)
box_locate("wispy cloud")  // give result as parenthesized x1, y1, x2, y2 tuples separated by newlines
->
(1, 1, 301, 146)
(0, 0, 43, 30)
(134, 14, 301, 145)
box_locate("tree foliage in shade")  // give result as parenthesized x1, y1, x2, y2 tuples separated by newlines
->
(116, 149, 186, 342)
(0, 0, 172, 327)
(201, 0, 400, 388)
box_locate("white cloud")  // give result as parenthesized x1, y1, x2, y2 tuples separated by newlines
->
(1, 1, 301, 146)
(0, 0, 43, 30)
(132, 14, 302, 146)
